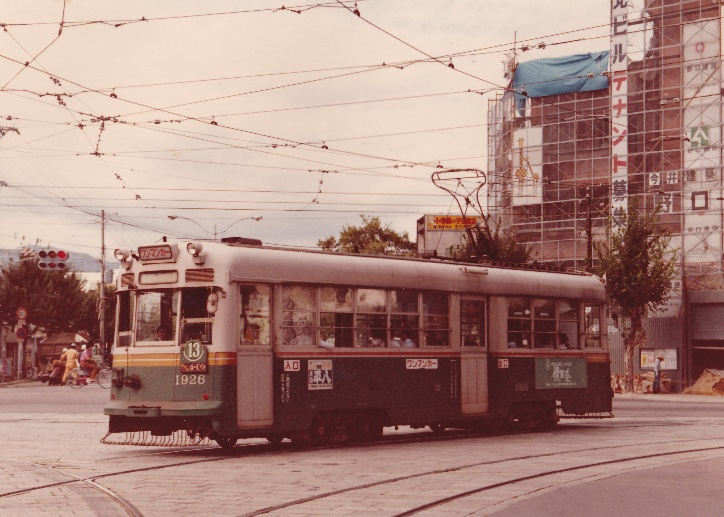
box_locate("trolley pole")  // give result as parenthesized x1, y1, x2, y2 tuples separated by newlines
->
(100, 210, 106, 351)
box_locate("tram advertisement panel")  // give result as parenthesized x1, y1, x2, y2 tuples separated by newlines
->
(308, 360, 333, 390)
(534, 357, 587, 389)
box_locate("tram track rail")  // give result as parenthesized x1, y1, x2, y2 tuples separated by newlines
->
(3, 424, 723, 516)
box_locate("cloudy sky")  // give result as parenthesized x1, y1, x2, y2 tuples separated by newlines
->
(0, 0, 610, 260)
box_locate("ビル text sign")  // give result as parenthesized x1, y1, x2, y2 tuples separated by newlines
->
(535, 357, 588, 389)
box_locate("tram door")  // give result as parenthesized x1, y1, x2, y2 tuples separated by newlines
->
(460, 297, 488, 414)
(237, 284, 274, 428)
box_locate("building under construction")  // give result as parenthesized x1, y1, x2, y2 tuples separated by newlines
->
(486, 0, 724, 389)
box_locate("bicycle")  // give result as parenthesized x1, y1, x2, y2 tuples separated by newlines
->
(96, 366, 113, 389)
(66, 366, 113, 389)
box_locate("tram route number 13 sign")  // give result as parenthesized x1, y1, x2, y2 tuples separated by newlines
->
(181, 340, 208, 373)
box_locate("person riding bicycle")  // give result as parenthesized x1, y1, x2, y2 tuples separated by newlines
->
(79, 344, 100, 383)
(60, 343, 80, 384)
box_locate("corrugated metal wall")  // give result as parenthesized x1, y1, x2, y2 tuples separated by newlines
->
(608, 316, 683, 376)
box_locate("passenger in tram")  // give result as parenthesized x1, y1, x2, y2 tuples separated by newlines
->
(537, 334, 554, 348)
(290, 313, 314, 347)
(557, 332, 569, 349)
(507, 340, 518, 348)
(156, 326, 171, 341)
(400, 330, 416, 348)
(319, 336, 335, 350)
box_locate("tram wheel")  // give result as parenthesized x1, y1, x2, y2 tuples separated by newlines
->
(214, 436, 238, 449)
(429, 424, 446, 434)
(266, 434, 284, 445)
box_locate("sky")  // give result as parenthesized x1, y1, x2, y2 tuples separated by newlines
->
(0, 0, 611, 263)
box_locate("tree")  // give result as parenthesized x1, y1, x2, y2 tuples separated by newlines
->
(0, 252, 89, 338)
(595, 197, 678, 393)
(318, 215, 415, 256)
(455, 217, 532, 264)
(76, 284, 117, 346)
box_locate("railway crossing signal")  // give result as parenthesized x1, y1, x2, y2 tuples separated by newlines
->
(37, 249, 70, 270)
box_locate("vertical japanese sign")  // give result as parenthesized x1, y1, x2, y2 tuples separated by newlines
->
(610, 0, 629, 228)
(682, 19, 722, 265)
(308, 359, 333, 390)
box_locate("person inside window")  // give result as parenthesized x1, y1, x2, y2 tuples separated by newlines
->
(156, 326, 171, 341)
(290, 313, 314, 346)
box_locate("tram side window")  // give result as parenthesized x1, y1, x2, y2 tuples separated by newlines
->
(356, 288, 387, 347)
(282, 285, 317, 347)
(533, 299, 556, 348)
(422, 292, 449, 347)
(320, 287, 353, 348)
(390, 289, 419, 348)
(180, 287, 213, 345)
(136, 290, 178, 344)
(583, 303, 602, 348)
(558, 300, 579, 349)
(461, 299, 485, 347)
(117, 291, 135, 347)
(507, 297, 531, 349)
(240, 284, 271, 346)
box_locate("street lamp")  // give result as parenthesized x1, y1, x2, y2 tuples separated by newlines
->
(167, 215, 262, 241)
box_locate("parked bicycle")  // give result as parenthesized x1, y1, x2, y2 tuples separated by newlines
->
(65, 366, 113, 389)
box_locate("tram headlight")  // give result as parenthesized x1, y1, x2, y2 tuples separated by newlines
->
(206, 292, 219, 314)
(114, 248, 131, 261)
(114, 249, 133, 270)
(186, 241, 206, 265)
(187, 242, 203, 256)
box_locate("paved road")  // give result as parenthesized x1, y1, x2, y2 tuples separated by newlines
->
(1, 383, 723, 516)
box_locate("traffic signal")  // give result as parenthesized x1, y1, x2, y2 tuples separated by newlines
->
(37, 249, 70, 270)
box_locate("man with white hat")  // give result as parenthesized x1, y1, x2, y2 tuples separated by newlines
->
(59, 343, 80, 383)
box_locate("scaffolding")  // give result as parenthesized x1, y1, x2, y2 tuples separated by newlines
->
(487, 0, 723, 298)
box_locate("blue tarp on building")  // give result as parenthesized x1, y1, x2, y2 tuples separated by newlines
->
(512, 51, 609, 112)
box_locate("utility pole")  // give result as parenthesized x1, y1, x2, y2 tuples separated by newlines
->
(583, 188, 593, 273)
(99, 210, 106, 352)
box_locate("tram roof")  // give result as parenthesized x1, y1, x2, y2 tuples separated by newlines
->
(189, 241, 607, 301)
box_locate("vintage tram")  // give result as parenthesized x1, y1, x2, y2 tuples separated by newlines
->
(104, 239, 612, 447)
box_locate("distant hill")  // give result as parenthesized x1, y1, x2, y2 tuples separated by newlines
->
(0, 246, 119, 273)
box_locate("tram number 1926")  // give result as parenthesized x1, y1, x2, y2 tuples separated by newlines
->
(175, 374, 206, 385)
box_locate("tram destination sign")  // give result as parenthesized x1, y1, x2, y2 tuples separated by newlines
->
(535, 357, 588, 389)
(137, 243, 179, 263)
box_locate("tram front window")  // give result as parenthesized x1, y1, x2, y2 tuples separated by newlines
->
(180, 287, 214, 345)
(135, 290, 178, 344)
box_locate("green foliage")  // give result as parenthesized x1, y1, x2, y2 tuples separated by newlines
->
(317, 215, 415, 256)
(595, 197, 678, 392)
(455, 218, 532, 264)
(0, 254, 103, 338)
(595, 197, 677, 318)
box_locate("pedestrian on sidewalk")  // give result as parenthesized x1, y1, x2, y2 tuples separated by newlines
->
(653, 354, 664, 394)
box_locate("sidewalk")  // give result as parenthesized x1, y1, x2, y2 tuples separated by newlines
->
(614, 391, 724, 403)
